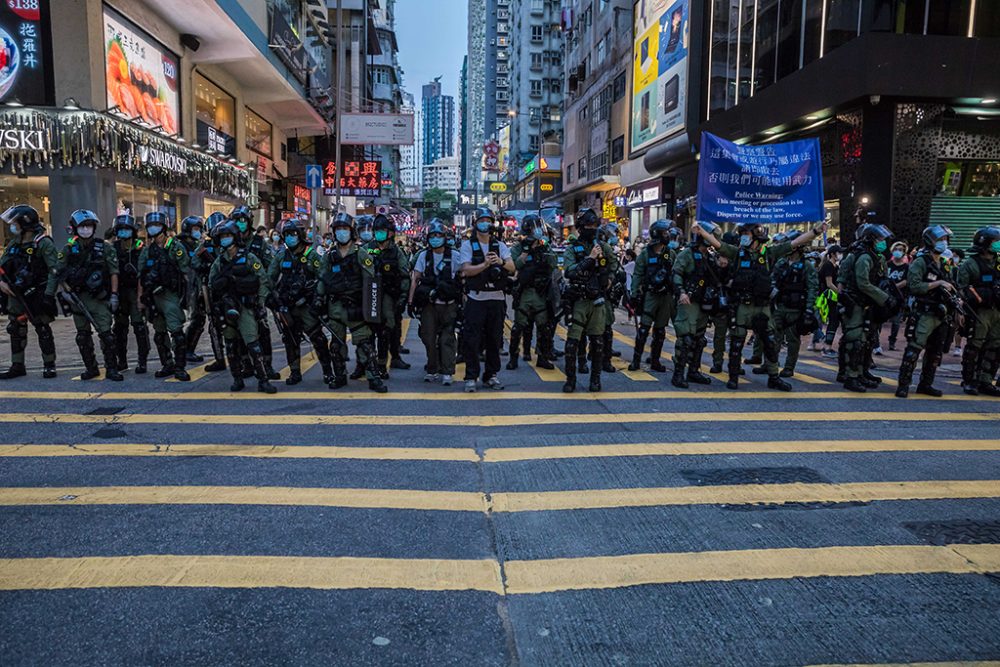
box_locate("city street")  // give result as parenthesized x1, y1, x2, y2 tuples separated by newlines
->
(1, 315, 999, 665)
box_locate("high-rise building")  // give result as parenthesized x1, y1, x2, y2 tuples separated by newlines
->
(422, 78, 455, 166)
(465, 0, 511, 193)
(459, 56, 469, 188)
(400, 90, 421, 198)
(422, 156, 462, 193)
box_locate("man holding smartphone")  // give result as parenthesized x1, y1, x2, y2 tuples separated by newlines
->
(459, 207, 515, 393)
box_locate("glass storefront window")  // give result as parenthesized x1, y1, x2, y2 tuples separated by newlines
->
(0, 176, 51, 242)
(974, 0, 1000, 37)
(116, 184, 177, 228)
(926, 0, 971, 35)
(194, 74, 236, 156)
(204, 198, 232, 218)
(802, 0, 824, 65)
(936, 161, 1000, 197)
(754, 0, 779, 95)
(776, 0, 804, 79)
(825, 0, 863, 53)
(245, 108, 273, 158)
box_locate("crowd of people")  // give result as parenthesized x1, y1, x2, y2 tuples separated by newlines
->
(1, 201, 998, 399)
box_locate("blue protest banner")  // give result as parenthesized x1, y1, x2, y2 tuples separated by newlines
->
(696, 132, 825, 224)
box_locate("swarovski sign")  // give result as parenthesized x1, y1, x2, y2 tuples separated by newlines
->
(0, 129, 45, 151)
(139, 145, 188, 175)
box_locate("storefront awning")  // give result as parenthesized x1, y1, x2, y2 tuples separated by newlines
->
(541, 175, 619, 207)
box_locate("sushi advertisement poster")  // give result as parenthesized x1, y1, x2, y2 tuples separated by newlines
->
(103, 6, 179, 134)
(0, 0, 50, 106)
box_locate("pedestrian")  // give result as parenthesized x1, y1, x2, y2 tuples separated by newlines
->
(459, 207, 514, 393)
(957, 226, 1000, 396)
(883, 241, 910, 352)
(818, 244, 842, 357)
(408, 219, 463, 385)
(110, 214, 150, 374)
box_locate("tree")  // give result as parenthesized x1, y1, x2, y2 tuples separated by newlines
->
(421, 187, 456, 223)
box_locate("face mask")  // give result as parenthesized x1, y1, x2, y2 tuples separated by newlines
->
(739, 235, 752, 247)
(191, 230, 202, 240)
(219, 236, 234, 248)
(991, 240, 1000, 253)
(284, 235, 299, 248)
(306, 232, 314, 242)
(271, 234, 280, 243)
(117, 229, 133, 240)
(892, 250, 904, 260)
(147, 225, 163, 237)
(447, 238, 455, 248)
(934, 240, 948, 253)
(324, 238, 333, 247)
(335, 229, 352, 245)
(668, 240, 679, 250)
(77, 226, 95, 240)
(8, 223, 18, 236)
(428, 236, 445, 249)
(359, 230, 373, 242)
(374, 230, 389, 243)
(532, 229, 545, 241)
(874, 240, 887, 253)
(235, 221, 249, 234)
(608, 237, 619, 247)
(476, 221, 492, 234)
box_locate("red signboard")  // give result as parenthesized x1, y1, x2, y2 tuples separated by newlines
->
(323, 160, 382, 197)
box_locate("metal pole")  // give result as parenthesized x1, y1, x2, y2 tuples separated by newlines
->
(334, 0, 344, 215)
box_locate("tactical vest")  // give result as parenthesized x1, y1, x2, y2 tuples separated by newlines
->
(731, 246, 772, 305)
(114, 238, 144, 289)
(773, 259, 808, 309)
(465, 238, 508, 293)
(969, 255, 1000, 310)
(376, 244, 404, 297)
(194, 241, 217, 279)
(218, 251, 259, 298)
(274, 246, 316, 304)
(682, 250, 718, 303)
(321, 248, 363, 298)
(843, 250, 882, 306)
(2, 234, 50, 293)
(416, 247, 460, 305)
(516, 242, 554, 292)
(566, 240, 612, 300)
(247, 235, 270, 268)
(643, 246, 674, 294)
(141, 238, 184, 293)
(63, 237, 110, 296)
(912, 254, 947, 309)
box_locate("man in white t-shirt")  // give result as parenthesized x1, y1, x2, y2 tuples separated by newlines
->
(459, 208, 515, 392)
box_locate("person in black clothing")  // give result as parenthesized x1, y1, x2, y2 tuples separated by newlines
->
(818, 244, 842, 357)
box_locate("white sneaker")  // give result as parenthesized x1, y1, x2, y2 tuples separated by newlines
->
(423, 373, 440, 383)
(441, 374, 453, 386)
(806, 343, 816, 351)
(486, 376, 505, 391)
(873, 347, 883, 356)
(952, 347, 962, 357)
(464, 379, 477, 393)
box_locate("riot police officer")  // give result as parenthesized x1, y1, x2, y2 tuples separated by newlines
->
(672, 222, 724, 388)
(178, 215, 209, 365)
(56, 210, 122, 381)
(209, 221, 276, 394)
(958, 226, 1000, 396)
(770, 230, 819, 378)
(317, 213, 386, 393)
(408, 219, 463, 384)
(896, 226, 958, 398)
(137, 211, 191, 381)
(231, 205, 278, 380)
(110, 214, 149, 374)
(361, 214, 411, 377)
(508, 214, 558, 371)
(561, 208, 618, 393)
(192, 212, 228, 372)
(268, 218, 334, 386)
(628, 219, 678, 372)
(0, 205, 59, 379)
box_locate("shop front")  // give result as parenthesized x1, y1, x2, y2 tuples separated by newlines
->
(624, 176, 675, 241)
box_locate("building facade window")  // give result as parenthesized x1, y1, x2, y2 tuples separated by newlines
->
(589, 151, 608, 180)
(194, 73, 236, 156)
(611, 135, 624, 164)
(530, 52, 543, 70)
(245, 108, 272, 157)
(612, 71, 627, 101)
(530, 79, 542, 96)
(531, 25, 543, 42)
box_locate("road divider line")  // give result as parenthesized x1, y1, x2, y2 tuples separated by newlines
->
(555, 325, 658, 381)
(0, 485, 487, 512)
(168, 362, 211, 383)
(278, 351, 317, 381)
(0, 554, 504, 593)
(0, 443, 481, 462)
(504, 321, 562, 383)
(482, 439, 1000, 462)
(490, 480, 1000, 512)
(503, 543, 1000, 594)
(0, 411, 995, 427)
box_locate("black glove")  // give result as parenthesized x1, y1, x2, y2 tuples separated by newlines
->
(309, 296, 326, 317)
(884, 295, 898, 312)
(407, 301, 418, 319)
(265, 293, 280, 311)
(631, 293, 644, 312)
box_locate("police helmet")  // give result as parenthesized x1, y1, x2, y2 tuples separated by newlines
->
(693, 221, 722, 244)
(972, 226, 1000, 252)
(332, 212, 356, 230)
(113, 214, 138, 231)
(772, 232, 788, 244)
(784, 229, 804, 244)
(520, 214, 543, 236)
(2, 204, 41, 232)
(373, 213, 394, 232)
(859, 223, 893, 244)
(576, 208, 600, 229)
(278, 218, 305, 238)
(229, 205, 253, 223)
(356, 215, 374, 231)
(805, 251, 822, 264)
(426, 219, 448, 239)
(648, 219, 673, 243)
(212, 219, 240, 241)
(737, 222, 769, 242)
(206, 212, 227, 234)
(69, 209, 100, 232)
(598, 222, 619, 243)
(921, 225, 952, 248)
(721, 231, 739, 246)
(181, 215, 204, 237)
(474, 207, 496, 223)
(145, 211, 171, 231)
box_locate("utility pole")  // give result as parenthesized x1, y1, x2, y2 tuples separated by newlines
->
(334, 0, 344, 216)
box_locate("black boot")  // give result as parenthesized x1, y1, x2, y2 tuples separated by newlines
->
(916, 351, 943, 397)
(521, 324, 533, 362)
(358, 339, 387, 393)
(37, 324, 57, 378)
(844, 377, 867, 393)
(77, 332, 101, 380)
(284, 335, 303, 386)
(649, 330, 667, 372)
(726, 332, 746, 390)
(563, 338, 579, 393)
(114, 319, 130, 371)
(0, 363, 26, 380)
(4, 320, 28, 379)
(588, 335, 603, 392)
(836, 342, 847, 384)
(535, 325, 555, 370)
(99, 332, 124, 382)
(153, 332, 175, 378)
(506, 324, 521, 370)
(225, 340, 245, 392)
(687, 336, 712, 385)
(601, 329, 616, 373)
(248, 342, 277, 394)
(629, 325, 649, 371)
(896, 345, 921, 398)
(768, 375, 792, 391)
(961, 345, 981, 395)
(171, 330, 190, 381)
(671, 336, 689, 389)
(133, 324, 150, 374)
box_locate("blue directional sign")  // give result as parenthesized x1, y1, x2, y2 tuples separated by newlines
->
(305, 164, 323, 189)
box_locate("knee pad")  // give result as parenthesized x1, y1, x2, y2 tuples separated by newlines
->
(6, 319, 22, 336)
(637, 324, 651, 339)
(750, 313, 770, 334)
(75, 332, 92, 347)
(651, 327, 666, 343)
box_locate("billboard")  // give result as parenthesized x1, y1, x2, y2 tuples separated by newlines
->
(630, 0, 688, 154)
(103, 6, 180, 134)
(340, 113, 414, 145)
(322, 160, 382, 197)
(0, 0, 49, 106)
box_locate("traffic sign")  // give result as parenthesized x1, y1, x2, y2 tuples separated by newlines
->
(305, 164, 323, 189)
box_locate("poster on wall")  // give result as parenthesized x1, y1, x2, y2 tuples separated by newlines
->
(103, 6, 179, 134)
(630, 0, 688, 155)
(0, 0, 50, 105)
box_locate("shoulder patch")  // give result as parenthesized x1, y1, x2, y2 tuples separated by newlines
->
(253, 262, 262, 271)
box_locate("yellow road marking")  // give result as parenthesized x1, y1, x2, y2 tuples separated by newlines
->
(278, 350, 317, 381)
(0, 485, 487, 512)
(0, 389, 986, 402)
(0, 443, 480, 462)
(168, 362, 211, 383)
(400, 317, 411, 345)
(71, 370, 105, 381)
(786, 369, 827, 385)
(503, 543, 1000, 594)
(504, 321, 562, 382)
(0, 411, 994, 427)
(0, 555, 504, 593)
(556, 324, 658, 381)
(482, 439, 1000, 462)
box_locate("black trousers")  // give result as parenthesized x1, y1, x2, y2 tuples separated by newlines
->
(462, 298, 505, 381)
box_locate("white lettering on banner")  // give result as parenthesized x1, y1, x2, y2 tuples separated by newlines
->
(138, 146, 188, 174)
(0, 129, 45, 151)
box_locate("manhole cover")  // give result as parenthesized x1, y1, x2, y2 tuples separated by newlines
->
(680, 467, 830, 486)
(92, 428, 127, 439)
(86, 407, 124, 416)
(904, 520, 1000, 545)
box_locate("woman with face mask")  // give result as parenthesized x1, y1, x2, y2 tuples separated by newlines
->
(881, 242, 910, 352)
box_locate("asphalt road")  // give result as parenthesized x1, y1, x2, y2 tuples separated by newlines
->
(1, 315, 999, 666)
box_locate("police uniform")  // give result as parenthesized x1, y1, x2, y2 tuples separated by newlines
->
(58, 234, 120, 379)
(897, 252, 954, 397)
(412, 245, 463, 377)
(360, 239, 410, 375)
(629, 243, 676, 372)
(243, 228, 278, 378)
(138, 235, 190, 378)
(672, 244, 724, 387)
(771, 254, 819, 376)
(189, 235, 226, 370)
(840, 248, 889, 386)
(112, 233, 149, 372)
(957, 241, 1000, 395)
(562, 234, 618, 392)
(509, 238, 558, 369)
(0, 229, 59, 377)
(179, 232, 210, 365)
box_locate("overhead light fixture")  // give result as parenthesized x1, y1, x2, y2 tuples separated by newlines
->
(982, 98, 997, 104)
(806, 115, 819, 120)
(764, 129, 778, 135)
(4, 98, 23, 107)
(192, 143, 202, 149)
(62, 97, 80, 110)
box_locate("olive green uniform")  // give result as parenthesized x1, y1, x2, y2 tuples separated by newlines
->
(629, 243, 676, 371)
(672, 245, 726, 383)
(112, 236, 150, 371)
(0, 233, 59, 370)
(57, 236, 119, 374)
(509, 239, 558, 366)
(317, 244, 381, 385)
(138, 236, 190, 373)
(897, 252, 954, 393)
(957, 252, 1000, 389)
(360, 240, 410, 373)
(771, 255, 819, 373)
(562, 237, 618, 390)
(840, 250, 889, 381)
